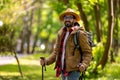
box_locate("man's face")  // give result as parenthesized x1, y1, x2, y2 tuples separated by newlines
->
(64, 14, 75, 27)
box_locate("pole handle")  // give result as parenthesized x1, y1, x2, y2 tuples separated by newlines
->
(40, 57, 46, 71)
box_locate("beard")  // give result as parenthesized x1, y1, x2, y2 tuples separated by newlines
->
(64, 21, 73, 27)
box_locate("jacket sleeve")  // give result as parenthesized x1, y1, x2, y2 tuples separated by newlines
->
(46, 35, 60, 65)
(79, 31, 92, 68)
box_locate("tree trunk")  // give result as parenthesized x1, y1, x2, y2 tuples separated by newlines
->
(113, 18, 119, 56)
(98, 0, 114, 69)
(20, 36, 25, 53)
(76, 3, 90, 32)
(112, 0, 119, 56)
(32, 8, 41, 54)
(20, 12, 29, 54)
(63, 0, 69, 7)
(13, 50, 23, 78)
(109, 0, 120, 62)
(26, 9, 34, 54)
(110, 49, 115, 63)
(94, 3, 102, 42)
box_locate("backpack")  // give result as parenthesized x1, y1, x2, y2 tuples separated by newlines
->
(73, 30, 95, 80)
(73, 22, 95, 47)
(73, 30, 95, 57)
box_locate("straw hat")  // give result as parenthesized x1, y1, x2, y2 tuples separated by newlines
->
(59, 8, 80, 21)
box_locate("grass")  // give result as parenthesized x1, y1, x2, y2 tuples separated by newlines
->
(0, 53, 120, 80)
(0, 53, 56, 80)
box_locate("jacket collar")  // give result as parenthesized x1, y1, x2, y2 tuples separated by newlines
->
(62, 26, 78, 32)
(58, 26, 84, 35)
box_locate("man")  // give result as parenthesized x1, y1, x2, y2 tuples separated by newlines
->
(40, 8, 92, 80)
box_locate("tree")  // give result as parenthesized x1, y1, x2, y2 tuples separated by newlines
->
(19, 0, 37, 54)
(0, 24, 23, 77)
(98, 0, 115, 69)
(94, 2, 102, 42)
(112, 0, 120, 56)
(32, 8, 41, 53)
(76, 2, 90, 32)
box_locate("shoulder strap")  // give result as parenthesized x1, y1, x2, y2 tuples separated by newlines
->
(73, 30, 83, 62)
(74, 31, 86, 80)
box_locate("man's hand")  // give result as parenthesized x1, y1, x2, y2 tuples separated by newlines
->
(77, 63, 86, 72)
(40, 57, 47, 66)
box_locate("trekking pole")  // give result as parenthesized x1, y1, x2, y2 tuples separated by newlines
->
(79, 71, 85, 80)
(41, 64, 44, 80)
(40, 57, 46, 80)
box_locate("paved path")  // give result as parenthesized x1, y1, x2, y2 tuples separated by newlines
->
(0, 54, 26, 65)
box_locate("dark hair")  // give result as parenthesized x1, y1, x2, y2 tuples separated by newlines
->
(74, 22, 80, 27)
(73, 15, 76, 19)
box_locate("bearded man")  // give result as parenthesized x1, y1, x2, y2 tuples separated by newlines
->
(40, 8, 92, 80)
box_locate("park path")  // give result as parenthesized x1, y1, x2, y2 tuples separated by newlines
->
(0, 54, 27, 65)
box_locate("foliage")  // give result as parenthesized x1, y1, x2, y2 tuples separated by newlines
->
(49, 1, 67, 14)
(39, 10, 61, 41)
(0, 24, 14, 54)
(0, 0, 41, 23)
(92, 43, 104, 63)
(86, 43, 104, 78)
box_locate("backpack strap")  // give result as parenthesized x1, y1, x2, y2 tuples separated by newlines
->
(73, 30, 83, 63)
(73, 31, 85, 80)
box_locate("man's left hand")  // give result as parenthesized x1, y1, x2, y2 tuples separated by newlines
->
(77, 63, 86, 72)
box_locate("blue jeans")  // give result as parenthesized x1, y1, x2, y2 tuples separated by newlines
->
(61, 71, 80, 80)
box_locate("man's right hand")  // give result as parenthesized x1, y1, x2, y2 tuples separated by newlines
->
(40, 57, 47, 66)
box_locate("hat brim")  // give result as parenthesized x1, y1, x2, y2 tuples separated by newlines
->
(59, 12, 80, 21)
